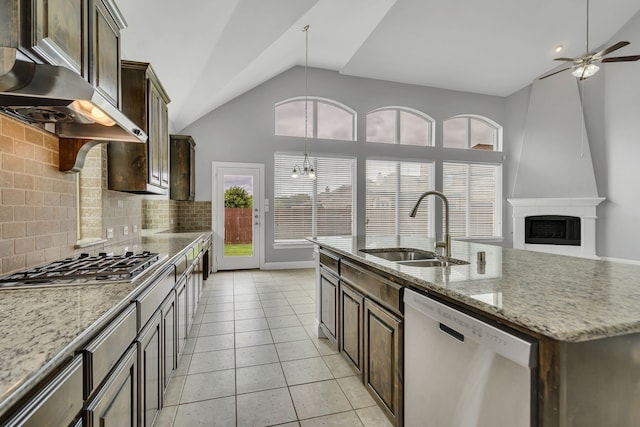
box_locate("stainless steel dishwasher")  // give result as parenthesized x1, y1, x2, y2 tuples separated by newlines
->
(404, 289, 537, 427)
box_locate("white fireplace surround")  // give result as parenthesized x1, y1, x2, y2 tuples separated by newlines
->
(508, 197, 605, 259)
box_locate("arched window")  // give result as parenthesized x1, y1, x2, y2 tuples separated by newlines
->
(443, 115, 502, 151)
(275, 97, 356, 141)
(366, 107, 434, 146)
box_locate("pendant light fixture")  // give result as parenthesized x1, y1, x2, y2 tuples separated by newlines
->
(291, 24, 315, 180)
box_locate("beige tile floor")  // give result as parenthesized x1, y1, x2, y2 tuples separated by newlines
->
(156, 269, 393, 427)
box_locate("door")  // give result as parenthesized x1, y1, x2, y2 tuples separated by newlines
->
(212, 162, 264, 270)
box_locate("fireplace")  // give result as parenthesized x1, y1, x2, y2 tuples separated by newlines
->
(508, 197, 604, 259)
(525, 215, 580, 246)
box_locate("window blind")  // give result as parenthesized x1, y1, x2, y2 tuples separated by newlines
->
(443, 162, 500, 238)
(366, 160, 433, 235)
(274, 153, 355, 242)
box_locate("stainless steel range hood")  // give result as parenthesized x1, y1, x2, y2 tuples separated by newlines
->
(0, 52, 147, 144)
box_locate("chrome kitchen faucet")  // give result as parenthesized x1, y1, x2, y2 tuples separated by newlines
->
(409, 190, 451, 258)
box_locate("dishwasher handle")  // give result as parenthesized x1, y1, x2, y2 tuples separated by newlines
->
(439, 323, 465, 342)
(404, 289, 537, 368)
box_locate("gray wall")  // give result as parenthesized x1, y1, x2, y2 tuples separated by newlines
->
(504, 10, 640, 261)
(182, 67, 506, 264)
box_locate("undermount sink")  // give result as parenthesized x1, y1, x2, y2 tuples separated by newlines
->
(360, 248, 436, 262)
(397, 258, 470, 268)
(360, 247, 470, 268)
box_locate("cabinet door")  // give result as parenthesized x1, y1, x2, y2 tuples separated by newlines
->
(162, 291, 176, 392)
(90, 0, 120, 107)
(319, 268, 339, 345)
(189, 141, 196, 200)
(148, 85, 162, 187)
(85, 344, 138, 427)
(30, 0, 87, 76)
(4, 356, 84, 427)
(340, 282, 364, 376)
(176, 277, 188, 356)
(160, 100, 169, 188)
(138, 311, 161, 427)
(364, 299, 403, 427)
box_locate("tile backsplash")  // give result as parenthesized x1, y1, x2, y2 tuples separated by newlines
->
(0, 115, 143, 275)
(143, 199, 211, 232)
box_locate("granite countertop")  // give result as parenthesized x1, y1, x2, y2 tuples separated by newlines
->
(310, 235, 640, 343)
(0, 231, 210, 416)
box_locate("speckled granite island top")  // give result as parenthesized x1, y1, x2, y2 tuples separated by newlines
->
(0, 231, 209, 415)
(310, 235, 640, 343)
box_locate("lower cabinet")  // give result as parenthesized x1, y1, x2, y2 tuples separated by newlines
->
(319, 268, 339, 345)
(85, 344, 138, 427)
(3, 356, 84, 427)
(161, 291, 177, 393)
(138, 311, 162, 427)
(364, 299, 403, 427)
(176, 276, 188, 357)
(340, 282, 364, 376)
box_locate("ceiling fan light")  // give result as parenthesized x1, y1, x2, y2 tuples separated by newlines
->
(571, 63, 600, 79)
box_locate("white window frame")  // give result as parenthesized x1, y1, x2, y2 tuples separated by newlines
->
(443, 114, 503, 152)
(275, 96, 357, 141)
(366, 106, 435, 146)
(273, 152, 357, 248)
(442, 160, 503, 240)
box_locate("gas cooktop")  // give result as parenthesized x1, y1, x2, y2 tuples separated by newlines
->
(0, 251, 167, 289)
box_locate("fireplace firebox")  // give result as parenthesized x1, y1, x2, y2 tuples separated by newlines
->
(525, 215, 581, 246)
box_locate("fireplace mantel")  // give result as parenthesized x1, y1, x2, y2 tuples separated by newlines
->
(508, 197, 605, 259)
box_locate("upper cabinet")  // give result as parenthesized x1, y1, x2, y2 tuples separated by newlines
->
(170, 135, 195, 201)
(0, 0, 125, 107)
(108, 60, 170, 194)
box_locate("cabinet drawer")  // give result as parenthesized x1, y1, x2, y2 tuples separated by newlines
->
(5, 356, 83, 427)
(319, 249, 340, 276)
(83, 304, 137, 399)
(135, 266, 175, 331)
(341, 260, 402, 316)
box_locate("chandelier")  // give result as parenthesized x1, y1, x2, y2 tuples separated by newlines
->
(291, 24, 315, 180)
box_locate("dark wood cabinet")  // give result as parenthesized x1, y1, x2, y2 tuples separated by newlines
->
(176, 276, 188, 356)
(85, 344, 138, 427)
(170, 134, 196, 201)
(108, 60, 170, 194)
(30, 0, 88, 76)
(161, 291, 176, 393)
(89, 0, 123, 107)
(3, 356, 84, 427)
(340, 282, 364, 376)
(319, 267, 339, 345)
(364, 298, 403, 427)
(138, 311, 161, 427)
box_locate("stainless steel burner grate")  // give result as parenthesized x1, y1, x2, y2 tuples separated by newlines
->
(0, 251, 163, 287)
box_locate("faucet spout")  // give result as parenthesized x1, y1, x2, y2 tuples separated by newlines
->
(409, 190, 451, 257)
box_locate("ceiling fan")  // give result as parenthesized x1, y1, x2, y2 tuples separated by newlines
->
(540, 0, 640, 80)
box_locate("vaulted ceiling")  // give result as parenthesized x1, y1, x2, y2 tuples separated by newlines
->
(118, 0, 640, 132)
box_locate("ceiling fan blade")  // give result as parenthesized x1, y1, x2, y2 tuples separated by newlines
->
(554, 57, 577, 62)
(601, 55, 640, 62)
(595, 41, 630, 58)
(539, 67, 570, 80)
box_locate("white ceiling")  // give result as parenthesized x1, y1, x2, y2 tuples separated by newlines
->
(118, 0, 640, 132)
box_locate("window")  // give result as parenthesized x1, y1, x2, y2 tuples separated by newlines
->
(366, 107, 434, 146)
(274, 153, 355, 243)
(366, 160, 434, 235)
(275, 97, 355, 141)
(443, 115, 502, 151)
(443, 162, 501, 238)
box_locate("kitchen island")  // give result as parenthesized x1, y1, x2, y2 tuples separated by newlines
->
(0, 231, 211, 425)
(310, 235, 640, 427)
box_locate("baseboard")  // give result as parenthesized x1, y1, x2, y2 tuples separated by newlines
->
(601, 256, 640, 266)
(261, 260, 316, 270)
